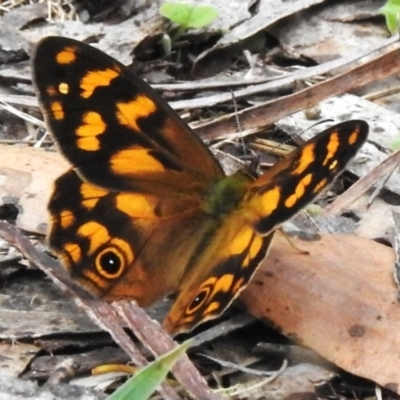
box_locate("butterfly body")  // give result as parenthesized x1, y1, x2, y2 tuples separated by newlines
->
(33, 37, 368, 334)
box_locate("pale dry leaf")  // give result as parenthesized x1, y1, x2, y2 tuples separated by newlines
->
(241, 232, 398, 392)
(0, 144, 67, 234)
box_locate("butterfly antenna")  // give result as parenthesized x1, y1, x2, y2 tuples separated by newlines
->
(231, 90, 242, 134)
(230, 90, 247, 157)
(281, 118, 334, 148)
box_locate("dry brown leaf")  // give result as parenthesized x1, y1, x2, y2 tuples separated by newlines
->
(193, 0, 327, 77)
(0, 145, 67, 234)
(241, 233, 398, 392)
(269, 1, 385, 63)
(0, 342, 39, 377)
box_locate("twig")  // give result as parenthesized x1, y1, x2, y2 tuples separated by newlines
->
(0, 221, 181, 400)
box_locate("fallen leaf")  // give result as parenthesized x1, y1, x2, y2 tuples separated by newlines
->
(241, 232, 398, 392)
(0, 145, 67, 234)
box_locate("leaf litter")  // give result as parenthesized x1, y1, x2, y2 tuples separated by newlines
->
(0, 0, 400, 399)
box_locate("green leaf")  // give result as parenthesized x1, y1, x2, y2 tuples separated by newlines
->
(160, 2, 218, 29)
(380, 0, 400, 34)
(107, 340, 192, 400)
(389, 134, 400, 151)
(306, 204, 323, 217)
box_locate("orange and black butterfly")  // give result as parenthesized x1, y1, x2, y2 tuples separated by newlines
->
(32, 37, 368, 334)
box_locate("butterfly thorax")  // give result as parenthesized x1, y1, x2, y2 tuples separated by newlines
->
(203, 171, 251, 219)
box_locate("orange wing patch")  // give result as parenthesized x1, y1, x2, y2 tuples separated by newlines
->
(56, 46, 77, 64)
(323, 132, 339, 166)
(76, 111, 107, 151)
(80, 182, 109, 210)
(116, 95, 157, 131)
(284, 173, 313, 209)
(80, 68, 120, 99)
(50, 101, 64, 120)
(61, 242, 81, 267)
(115, 192, 157, 218)
(110, 147, 165, 176)
(59, 210, 75, 229)
(293, 142, 316, 175)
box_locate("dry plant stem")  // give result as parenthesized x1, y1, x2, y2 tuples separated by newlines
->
(0, 221, 180, 400)
(324, 147, 400, 214)
(367, 169, 394, 208)
(0, 94, 38, 107)
(198, 353, 273, 377)
(390, 209, 400, 295)
(77, 301, 148, 364)
(172, 36, 400, 111)
(114, 301, 226, 400)
(191, 313, 256, 348)
(0, 220, 82, 297)
(152, 74, 282, 91)
(363, 84, 400, 102)
(251, 139, 295, 157)
(196, 39, 400, 140)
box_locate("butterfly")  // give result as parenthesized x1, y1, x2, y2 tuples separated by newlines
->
(32, 36, 368, 335)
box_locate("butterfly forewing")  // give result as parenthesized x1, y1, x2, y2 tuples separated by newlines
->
(33, 37, 224, 195)
(247, 120, 368, 234)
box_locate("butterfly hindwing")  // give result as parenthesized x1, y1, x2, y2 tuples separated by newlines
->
(164, 217, 275, 333)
